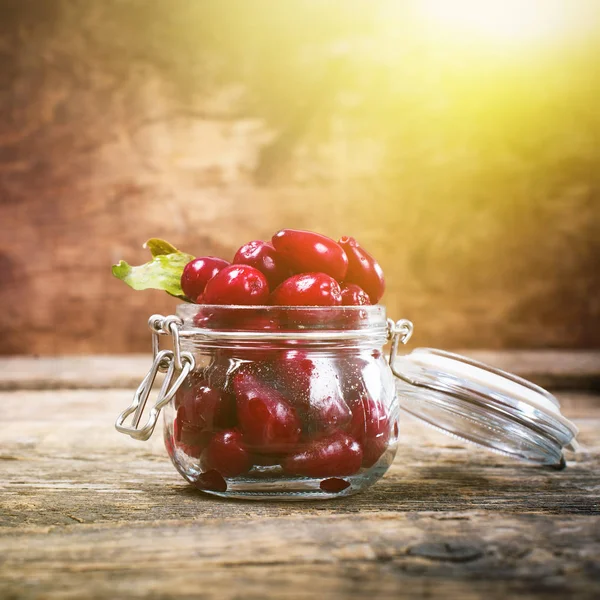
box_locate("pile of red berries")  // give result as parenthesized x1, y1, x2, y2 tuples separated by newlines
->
(172, 354, 392, 491)
(180, 229, 385, 307)
(171, 230, 391, 492)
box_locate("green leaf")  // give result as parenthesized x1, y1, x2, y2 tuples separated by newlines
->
(112, 245, 195, 300)
(143, 238, 180, 257)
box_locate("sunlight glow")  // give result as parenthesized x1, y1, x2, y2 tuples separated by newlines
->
(417, 0, 586, 46)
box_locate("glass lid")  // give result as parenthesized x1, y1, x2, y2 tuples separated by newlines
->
(392, 348, 579, 467)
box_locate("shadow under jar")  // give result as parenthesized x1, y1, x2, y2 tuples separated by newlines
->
(163, 304, 397, 500)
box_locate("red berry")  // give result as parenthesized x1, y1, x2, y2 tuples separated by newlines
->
(338, 237, 385, 303)
(201, 429, 252, 477)
(174, 370, 204, 410)
(195, 469, 227, 492)
(181, 257, 230, 302)
(173, 376, 228, 456)
(335, 356, 369, 398)
(233, 240, 292, 289)
(174, 412, 211, 446)
(202, 264, 270, 305)
(270, 273, 342, 306)
(176, 382, 221, 429)
(349, 394, 391, 467)
(172, 415, 210, 458)
(273, 350, 351, 435)
(283, 431, 363, 477)
(272, 229, 348, 281)
(319, 478, 351, 493)
(234, 371, 302, 454)
(176, 378, 234, 430)
(340, 283, 371, 306)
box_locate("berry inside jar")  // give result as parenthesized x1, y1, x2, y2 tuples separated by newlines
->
(113, 230, 397, 499)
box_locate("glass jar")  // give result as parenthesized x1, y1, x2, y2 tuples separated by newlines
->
(115, 305, 578, 501)
(167, 304, 396, 499)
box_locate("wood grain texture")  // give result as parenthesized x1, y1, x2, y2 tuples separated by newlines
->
(0, 1, 599, 355)
(1, 357, 599, 599)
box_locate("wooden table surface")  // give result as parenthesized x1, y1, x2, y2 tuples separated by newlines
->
(1, 354, 599, 599)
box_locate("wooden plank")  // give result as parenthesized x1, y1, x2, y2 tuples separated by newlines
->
(0, 355, 151, 391)
(1, 351, 599, 391)
(1, 513, 599, 600)
(1, 388, 599, 598)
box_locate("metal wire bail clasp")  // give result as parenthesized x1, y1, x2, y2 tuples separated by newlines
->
(115, 314, 195, 441)
(387, 318, 414, 376)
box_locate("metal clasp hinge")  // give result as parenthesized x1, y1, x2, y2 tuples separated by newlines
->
(387, 318, 414, 377)
(115, 314, 195, 441)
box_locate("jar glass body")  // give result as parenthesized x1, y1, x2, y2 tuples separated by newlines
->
(162, 305, 398, 500)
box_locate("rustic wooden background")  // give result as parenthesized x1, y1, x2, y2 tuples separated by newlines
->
(0, 0, 599, 355)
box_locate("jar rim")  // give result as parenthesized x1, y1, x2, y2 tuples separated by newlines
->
(177, 303, 384, 311)
(176, 303, 389, 345)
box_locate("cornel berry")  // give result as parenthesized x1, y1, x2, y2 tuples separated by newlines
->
(234, 371, 302, 455)
(340, 283, 370, 306)
(349, 394, 391, 468)
(273, 350, 351, 435)
(270, 273, 343, 306)
(181, 257, 230, 302)
(202, 264, 270, 305)
(272, 229, 348, 281)
(201, 429, 252, 477)
(233, 240, 292, 289)
(283, 431, 363, 477)
(338, 236, 385, 304)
